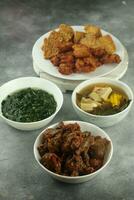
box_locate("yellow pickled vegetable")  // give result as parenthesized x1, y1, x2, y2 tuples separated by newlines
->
(106, 93, 123, 107)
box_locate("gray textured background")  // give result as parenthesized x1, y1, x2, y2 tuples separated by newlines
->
(0, 0, 134, 200)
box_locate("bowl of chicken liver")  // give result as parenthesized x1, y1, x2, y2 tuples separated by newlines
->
(34, 121, 113, 183)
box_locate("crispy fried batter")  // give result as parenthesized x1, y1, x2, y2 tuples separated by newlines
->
(75, 58, 96, 73)
(43, 38, 59, 59)
(97, 35, 116, 54)
(60, 53, 75, 64)
(83, 56, 101, 68)
(57, 42, 73, 53)
(51, 51, 74, 64)
(59, 24, 74, 42)
(43, 31, 63, 59)
(50, 56, 60, 66)
(73, 44, 90, 58)
(100, 53, 121, 64)
(74, 31, 85, 43)
(58, 63, 74, 75)
(90, 48, 107, 58)
(75, 58, 85, 72)
(80, 34, 99, 49)
(80, 35, 116, 54)
(43, 24, 74, 59)
(84, 24, 102, 37)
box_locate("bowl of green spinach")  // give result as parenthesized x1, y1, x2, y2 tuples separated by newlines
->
(0, 77, 63, 130)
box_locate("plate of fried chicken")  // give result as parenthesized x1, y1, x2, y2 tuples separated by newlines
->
(32, 24, 124, 81)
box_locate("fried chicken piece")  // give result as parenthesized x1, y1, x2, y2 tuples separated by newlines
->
(97, 35, 116, 54)
(75, 58, 90, 73)
(50, 55, 60, 66)
(43, 38, 59, 59)
(74, 31, 85, 43)
(41, 153, 61, 173)
(75, 58, 85, 71)
(90, 48, 107, 58)
(58, 63, 74, 75)
(80, 34, 116, 55)
(73, 44, 90, 58)
(80, 34, 99, 49)
(100, 53, 121, 64)
(60, 53, 75, 64)
(51, 50, 74, 66)
(75, 58, 95, 73)
(83, 56, 101, 68)
(84, 24, 102, 37)
(59, 24, 74, 42)
(57, 42, 73, 53)
(43, 24, 73, 59)
(90, 48, 121, 64)
(43, 31, 64, 59)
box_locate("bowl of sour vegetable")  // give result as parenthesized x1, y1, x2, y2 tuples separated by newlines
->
(72, 78, 133, 127)
(0, 77, 63, 130)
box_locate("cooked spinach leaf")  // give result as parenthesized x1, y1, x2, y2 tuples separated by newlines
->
(2, 88, 57, 122)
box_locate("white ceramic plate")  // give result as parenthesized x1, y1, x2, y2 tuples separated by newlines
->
(32, 26, 125, 81)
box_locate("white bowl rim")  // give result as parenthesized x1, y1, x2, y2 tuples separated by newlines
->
(0, 76, 63, 125)
(34, 120, 113, 179)
(72, 77, 133, 118)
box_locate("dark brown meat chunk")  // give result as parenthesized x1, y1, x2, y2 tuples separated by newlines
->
(62, 131, 83, 152)
(65, 155, 85, 175)
(41, 153, 61, 174)
(57, 122, 80, 133)
(89, 136, 110, 159)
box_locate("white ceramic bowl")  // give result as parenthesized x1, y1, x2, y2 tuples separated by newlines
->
(34, 121, 113, 184)
(72, 78, 133, 127)
(0, 77, 63, 131)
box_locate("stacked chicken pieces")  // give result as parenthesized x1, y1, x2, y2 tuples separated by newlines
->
(42, 24, 121, 75)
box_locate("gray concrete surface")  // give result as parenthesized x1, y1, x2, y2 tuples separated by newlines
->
(0, 0, 134, 199)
